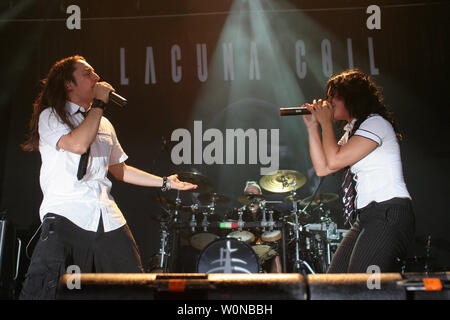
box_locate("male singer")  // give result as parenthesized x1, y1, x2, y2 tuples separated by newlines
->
(20, 55, 197, 299)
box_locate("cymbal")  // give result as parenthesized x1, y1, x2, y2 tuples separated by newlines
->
(259, 170, 307, 193)
(299, 193, 339, 206)
(198, 192, 230, 205)
(238, 193, 265, 205)
(177, 172, 213, 194)
(284, 195, 304, 202)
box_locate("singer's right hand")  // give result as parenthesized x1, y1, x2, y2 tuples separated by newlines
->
(94, 81, 115, 104)
(302, 103, 318, 129)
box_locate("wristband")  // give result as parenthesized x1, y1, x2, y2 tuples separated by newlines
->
(161, 176, 171, 192)
(91, 98, 106, 110)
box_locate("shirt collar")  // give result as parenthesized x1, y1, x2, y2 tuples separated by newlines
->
(66, 101, 88, 115)
(344, 118, 357, 133)
(338, 118, 357, 146)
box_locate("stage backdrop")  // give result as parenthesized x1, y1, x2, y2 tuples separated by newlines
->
(1, 0, 449, 271)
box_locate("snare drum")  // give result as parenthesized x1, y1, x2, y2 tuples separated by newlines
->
(261, 230, 282, 242)
(190, 232, 220, 251)
(227, 230, 256, 244)
(197, 238, 260, 273)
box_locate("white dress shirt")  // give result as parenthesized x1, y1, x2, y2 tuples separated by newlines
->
(339, 115, 411, 209)
(38, 101, 128, 232)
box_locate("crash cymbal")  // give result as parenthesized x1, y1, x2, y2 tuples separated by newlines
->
(259, 170, 307, 193)
(177, 172, 213, 194)
(238, 193, 265, 205)
(299, 193, 339, 207)
(198, 192, 230, 205)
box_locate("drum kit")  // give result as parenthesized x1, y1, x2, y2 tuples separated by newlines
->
(148, 170, 349, 275)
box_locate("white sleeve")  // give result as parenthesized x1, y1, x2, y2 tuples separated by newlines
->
(353, 115, 389, 146)
(38, 108, 71, 150)
(104, 118, 128, 166)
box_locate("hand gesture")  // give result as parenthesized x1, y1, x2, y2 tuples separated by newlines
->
(167, 174, 198, 191)
(94, 81, 114, 103)
(306, 99, 334, 125)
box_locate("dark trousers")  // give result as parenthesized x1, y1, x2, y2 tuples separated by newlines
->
(328, 198, 415, 273)
(19, 213, 144, 300)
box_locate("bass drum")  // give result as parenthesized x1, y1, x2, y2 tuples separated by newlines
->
(197, 238, 260, 274)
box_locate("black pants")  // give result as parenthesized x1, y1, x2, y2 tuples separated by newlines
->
(328, 198, 415, 273)
(19, 213, 144, 300)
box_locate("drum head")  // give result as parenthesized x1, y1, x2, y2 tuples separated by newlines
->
(190, 232, 219, 251)
(227, 230, 255, 244)
(197, 238, 260, 273)
(261, 230, 281, 242)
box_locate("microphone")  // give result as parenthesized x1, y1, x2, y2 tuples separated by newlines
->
(280, 106, 311, 116)
(109, 91, 128, 107)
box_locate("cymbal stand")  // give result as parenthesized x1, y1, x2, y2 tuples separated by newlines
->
(167, 190, 182, 272)
(158, 221, 170, 272)
(260, 200, 278, 232)
(260, 201, 267, 232)
(268, 209, 274, 232)
(189, 212, 197, 233)
(237, 207, 244, 231)
(202, 201, 215, 232)
(424, 235, 432, 273)
(285, 179, 316, 275)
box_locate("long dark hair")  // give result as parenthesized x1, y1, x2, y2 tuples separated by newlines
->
(326, 69, 402, 142)
(21, 55, 85, 152)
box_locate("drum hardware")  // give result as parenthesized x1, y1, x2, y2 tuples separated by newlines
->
(237, 207, 244, 231)
(153, 215, 172, 273)
(260, 205, 268, 232)
(189, 213, 197, 233)
(158, 228, 170, 271)
(201, 211, 210, 232)
(283, 180, 316, 275)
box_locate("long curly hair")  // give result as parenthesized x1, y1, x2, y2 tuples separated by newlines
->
(21, 55, 85, 152)
(326, 69, 402, 142)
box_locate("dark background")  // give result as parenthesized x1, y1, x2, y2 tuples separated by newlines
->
(1, 0, 449, 281)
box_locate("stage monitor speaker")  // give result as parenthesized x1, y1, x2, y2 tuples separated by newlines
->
(57, 273, 307, 300)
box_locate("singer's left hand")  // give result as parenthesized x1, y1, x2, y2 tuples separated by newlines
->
(168, 174, 198, 191)
(309, 99, 334, 125)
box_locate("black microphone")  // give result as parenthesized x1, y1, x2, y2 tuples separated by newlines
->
(280, 106, 311, 116)
(109, 91, 127, 107)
